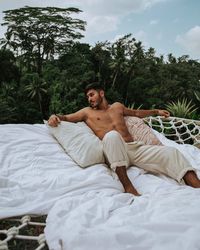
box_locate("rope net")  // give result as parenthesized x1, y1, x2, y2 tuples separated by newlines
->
(144, 116, 200, 148)
(0, 215, 47, 250)
(1, 116, 200, 249)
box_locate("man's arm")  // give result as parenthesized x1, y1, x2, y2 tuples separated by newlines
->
(48, 108, 88, 127)
(123, 106, 170, 118)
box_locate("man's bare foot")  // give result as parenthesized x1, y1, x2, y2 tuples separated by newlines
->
(125, 185, 141, 196)
(183, 171, 200, 188)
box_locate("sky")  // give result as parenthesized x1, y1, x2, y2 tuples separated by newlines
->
(0, 0, 200, 60)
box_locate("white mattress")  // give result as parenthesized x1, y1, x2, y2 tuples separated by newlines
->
(0, 124, 200, 250)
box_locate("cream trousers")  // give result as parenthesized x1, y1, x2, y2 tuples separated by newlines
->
(102, 130, 195, 183)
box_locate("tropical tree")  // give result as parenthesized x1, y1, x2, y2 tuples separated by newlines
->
(90, 41, 111, 86)
(0, 49, 20, 85)
(167, 53, 177, 64)
(23, 73, 47, 116)
(0, 6, 86, 75)
(109, 35, 132, 89)
(0, 96, 17, 123)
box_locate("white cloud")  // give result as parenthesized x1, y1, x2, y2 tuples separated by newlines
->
(66, 0, 167, 15)
(176, 26, 200, 57)
(86, 15, 119, 34)
(73, 0, 167, 39)
(150, 19, 159, 25)
(71, 0, 167, 36)
(0, 0, 168, 42)
(109, 34, 126, 44)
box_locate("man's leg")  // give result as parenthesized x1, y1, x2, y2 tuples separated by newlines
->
(127, 143, 199, 187)
(102, 130, 140, 196)
(115, 166, 140, 196)
(183, 171, 200, 188)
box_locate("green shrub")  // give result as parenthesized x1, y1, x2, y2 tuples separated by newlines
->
(165, 98, 198, 119)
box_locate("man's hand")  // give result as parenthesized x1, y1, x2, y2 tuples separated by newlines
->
(157, 109, 170, 118)
(48, 114, 61, 127)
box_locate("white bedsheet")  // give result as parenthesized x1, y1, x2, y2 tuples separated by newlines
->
(0, 124, 200, 250)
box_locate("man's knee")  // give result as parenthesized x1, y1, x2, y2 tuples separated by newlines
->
(102, 130, 121, 143)
(102, 130, 129, 170)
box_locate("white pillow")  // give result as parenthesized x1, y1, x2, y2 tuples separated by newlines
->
(125, 116, 162, 145)
(46, 121, 105, 168)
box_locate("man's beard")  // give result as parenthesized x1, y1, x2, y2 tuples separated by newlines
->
(90, 96, 103, 109)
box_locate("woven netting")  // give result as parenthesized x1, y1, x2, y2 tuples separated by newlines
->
(144, 116, 200, 148)
(0, 215, 47, 250)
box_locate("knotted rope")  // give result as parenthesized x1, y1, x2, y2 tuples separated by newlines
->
(144, 116, 200, 147)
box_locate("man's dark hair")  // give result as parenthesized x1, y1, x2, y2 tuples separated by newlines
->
(84, 82, 104, 95)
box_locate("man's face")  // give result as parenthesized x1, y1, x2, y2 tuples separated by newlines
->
(86, 89, 103, 108)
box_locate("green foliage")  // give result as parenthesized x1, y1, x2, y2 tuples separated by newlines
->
(23, 73, 47, 117)
(1, 6, 86, 74)
(0, 9, 200, 124)
(194, 90, 200, 102)
(105, 88, 123, 104)
(91, 41, 111, 84)
(165, 98, 198, 119)
(0, 49, 20, 84)
(128, 103, 143, 110)
(0, 96, 18, 123)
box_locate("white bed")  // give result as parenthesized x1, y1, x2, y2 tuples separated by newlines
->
(0, 123, 200, 250)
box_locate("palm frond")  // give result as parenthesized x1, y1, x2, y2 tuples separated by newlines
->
(165, 98, 198, 118)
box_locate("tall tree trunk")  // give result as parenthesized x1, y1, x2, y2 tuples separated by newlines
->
(112, 70, 118, 88)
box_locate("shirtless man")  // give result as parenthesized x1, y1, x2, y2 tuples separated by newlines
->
(48, 83, 200, 196)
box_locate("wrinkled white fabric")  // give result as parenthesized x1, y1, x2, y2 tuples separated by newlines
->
(0, 124, 200, 250)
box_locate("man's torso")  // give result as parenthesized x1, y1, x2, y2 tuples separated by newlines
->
(84, 103, 133, 142)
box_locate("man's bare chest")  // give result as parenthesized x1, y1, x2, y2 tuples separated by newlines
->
(87, 109, 123, 125)
(88, 111, 112, 122)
